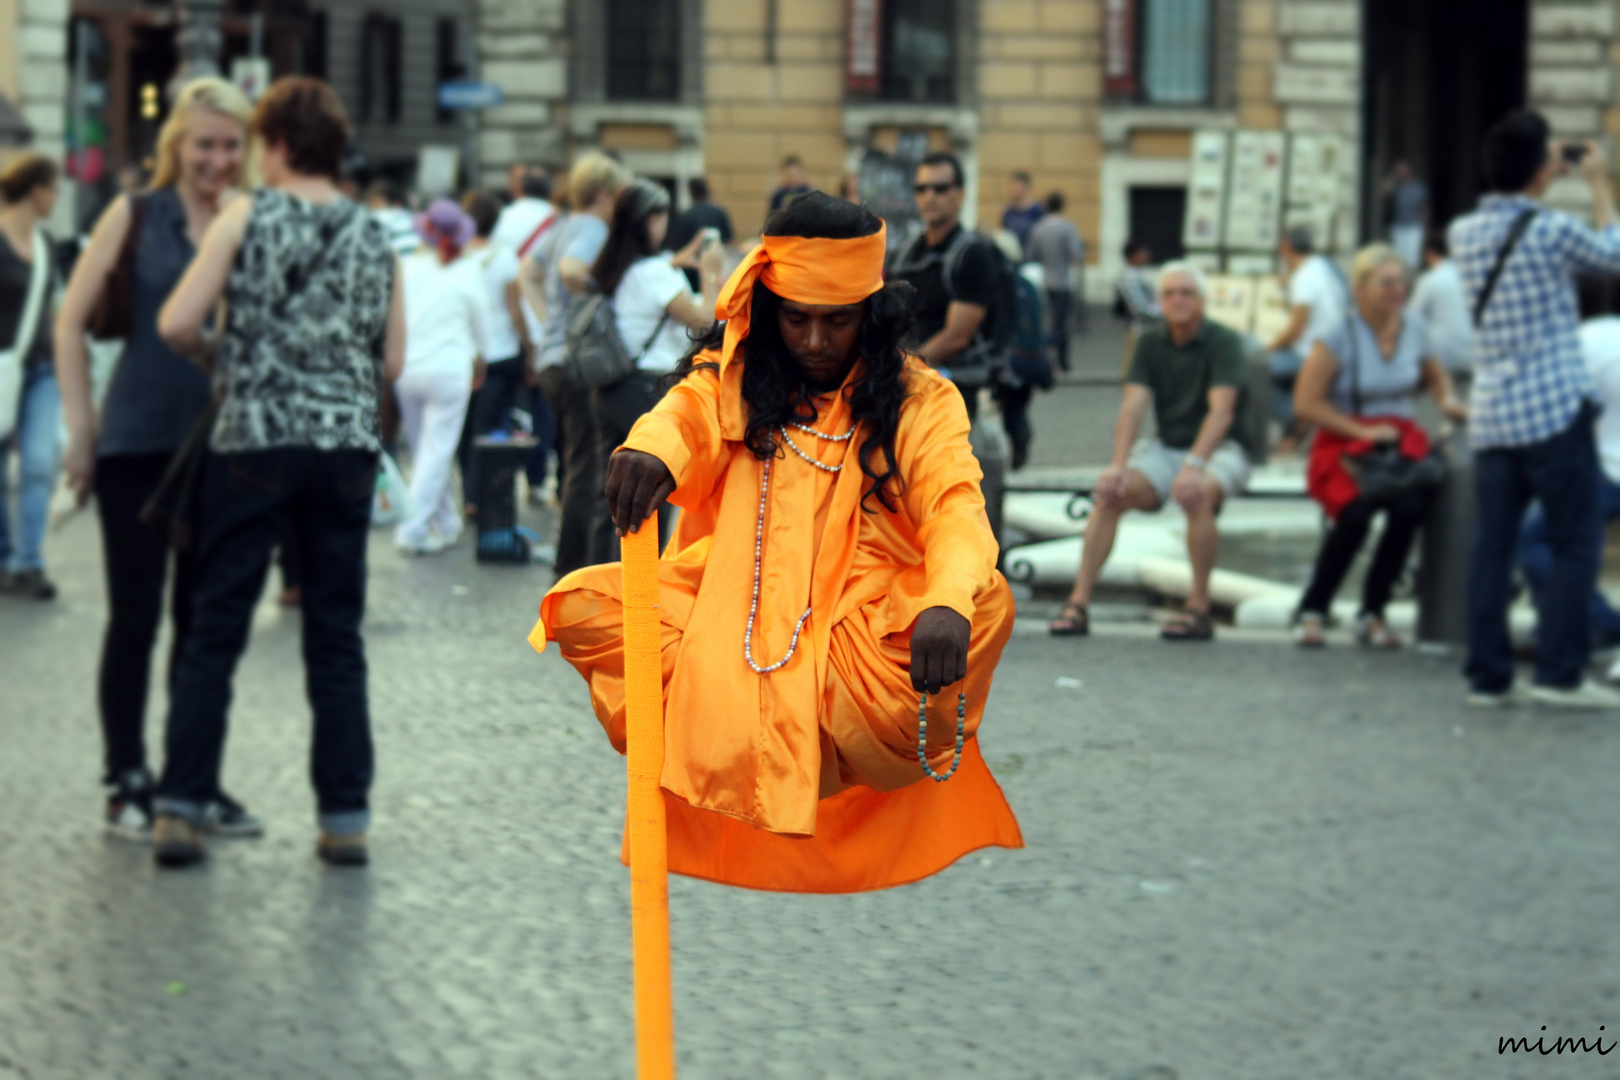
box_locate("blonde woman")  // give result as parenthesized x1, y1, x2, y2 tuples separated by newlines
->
(1293, 244, 1466, 648)
(53, 76, 257, 840)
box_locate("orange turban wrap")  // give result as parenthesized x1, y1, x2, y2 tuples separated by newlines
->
(713, 225, 887, 375)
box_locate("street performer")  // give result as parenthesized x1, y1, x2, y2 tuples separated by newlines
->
(528, 194, 1023, 892)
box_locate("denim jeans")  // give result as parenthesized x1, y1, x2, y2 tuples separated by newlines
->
(1045, 288, 1073, 372)
(0, 363, 62, 572)
(1467, 402, 1602, 693)
(1269, 348, 1305, 430)
(1516, 472, 1620, 646)
(154, 447, 377, 836)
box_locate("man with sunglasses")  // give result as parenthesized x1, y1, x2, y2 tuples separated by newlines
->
(1048, 262, 1252, 642)
(893, 152, 1001, 421)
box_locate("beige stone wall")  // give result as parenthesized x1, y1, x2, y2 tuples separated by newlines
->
(972, 0, 1103, 254)
(702, 0, 845, 239)
(476, 0, 570, 187)
(0, 0, 20, 103)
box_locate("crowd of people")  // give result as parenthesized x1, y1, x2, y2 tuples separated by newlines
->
(8, 76, 1620, 877)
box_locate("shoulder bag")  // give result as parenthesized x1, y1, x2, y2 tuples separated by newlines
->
(0, 226, 51, 442)
(88, 193, 146, 341)
(564, 290, 670, 390)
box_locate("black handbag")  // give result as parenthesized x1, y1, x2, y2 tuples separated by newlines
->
(1338, 314, 1447, 504)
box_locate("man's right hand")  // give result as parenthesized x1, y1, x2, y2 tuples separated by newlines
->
(1094, 465, 1129, 505)
(1579, 140, 1610, 185)
(606, 449, 676, 536)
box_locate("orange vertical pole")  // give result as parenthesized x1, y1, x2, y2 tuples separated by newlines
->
(620, 524, 676, 1080)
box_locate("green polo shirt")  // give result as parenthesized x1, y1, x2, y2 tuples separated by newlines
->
(1125, 318, 1252, 455)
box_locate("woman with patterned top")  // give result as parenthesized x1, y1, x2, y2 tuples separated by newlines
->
(55, 77, 260, 842)
(150, 77, 405, 869)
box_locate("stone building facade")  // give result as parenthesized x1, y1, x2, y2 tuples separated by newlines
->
(1, 0, 72, 229)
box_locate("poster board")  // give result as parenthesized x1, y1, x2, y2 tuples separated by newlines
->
(1252, 276, 1294, 344)
(1224, 131, 1287, 252)
(416, 145, 461, 197)
(1204, 275, 1257, 335)
(1182, 130, 1230, 250)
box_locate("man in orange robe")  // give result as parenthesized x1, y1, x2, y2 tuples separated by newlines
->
(529, 193, 1023, 893)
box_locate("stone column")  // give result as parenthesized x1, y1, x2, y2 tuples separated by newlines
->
(1531, 0, 1616, 214)
(1270, 0, 1360, 250)
(476, 0, 570, 188)
(169, 0, 224, 95)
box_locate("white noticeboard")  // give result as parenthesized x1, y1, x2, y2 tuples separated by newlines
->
(1224, 131, 1287, 252)
(1204, 275, 1257, 336)
(416, 145, 461, 197)
(1182, 130, 1230, 251)
(1285, 133, 1346, 251)
(230, 58, 271, 102)
(1252, 276, 1294, 344)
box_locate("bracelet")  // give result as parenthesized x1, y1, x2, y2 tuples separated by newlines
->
(1183, 454, 1206, 471)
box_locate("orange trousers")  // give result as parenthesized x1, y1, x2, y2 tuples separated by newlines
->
(546, 572, 1025, 893)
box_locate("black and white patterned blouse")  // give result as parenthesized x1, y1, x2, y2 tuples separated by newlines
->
(212, 189, 396, 453)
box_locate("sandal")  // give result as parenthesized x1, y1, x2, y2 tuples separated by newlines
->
(1049, 601, 1090, 637)
(1161, 607, 1215, 642)
(1294, 611, 1327, 648)
(1355, 613, 1402, 650)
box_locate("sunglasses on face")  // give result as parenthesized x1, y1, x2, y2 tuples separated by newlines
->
(914, 182, 957, 195)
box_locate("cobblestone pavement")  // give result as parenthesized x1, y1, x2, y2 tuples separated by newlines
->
(3, 510, 1618, 1080)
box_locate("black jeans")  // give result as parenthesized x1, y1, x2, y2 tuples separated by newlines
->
(590, 371, 668, 564)
(536, 365, 601, 579)
(94, 453, 196, 784)
(1298, 489, 1429, 618)
(1469, 403, 1602, 693)
(1046, 288, 1073, 372)
(457, 354, 527, 497)
(154, 447, 377, 834)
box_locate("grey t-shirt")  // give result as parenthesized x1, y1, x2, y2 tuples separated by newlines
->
(1026, 215, 1085, 292)
(0, 230, 54, 368)
(1320, 312, 1430, 419)
(1391, 180, 1428, 227)
(533, 213, 609, 370)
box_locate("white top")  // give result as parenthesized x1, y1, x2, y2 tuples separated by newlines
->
(469, 244, 523, 362)
(1288, 254, 1347, 354)
(1408, 260, 1475, 372)
(492, 197, 556, 346)
(1580, 317, 1620, 484)
(401, 251, 490, 379)
(615, 254, 694, 373)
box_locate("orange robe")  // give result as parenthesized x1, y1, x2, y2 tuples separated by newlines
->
(529, 353, 1024, 892)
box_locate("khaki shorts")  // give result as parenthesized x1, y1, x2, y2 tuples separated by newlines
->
(1127, 438, 1251, 506)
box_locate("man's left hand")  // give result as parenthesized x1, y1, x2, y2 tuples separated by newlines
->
(910, 606, 971, 695)
(1171, 466, 1207, 512)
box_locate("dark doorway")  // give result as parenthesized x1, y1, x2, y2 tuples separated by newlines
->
(1129, 186, 1188, 263)
(1361, 0, 1528, 239)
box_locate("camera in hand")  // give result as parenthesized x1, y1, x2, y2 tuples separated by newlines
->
(1562, 143, 1589, 165)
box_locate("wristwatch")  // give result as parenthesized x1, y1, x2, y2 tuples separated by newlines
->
(1183, 454, 1207, 471)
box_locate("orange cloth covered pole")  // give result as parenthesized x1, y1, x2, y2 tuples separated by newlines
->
(620, 525, 676, 1079)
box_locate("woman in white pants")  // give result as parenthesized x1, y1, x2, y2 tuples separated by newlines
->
(396, 199, 489, 555)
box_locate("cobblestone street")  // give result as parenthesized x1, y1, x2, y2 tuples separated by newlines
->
(3, 511, 1618, 1079)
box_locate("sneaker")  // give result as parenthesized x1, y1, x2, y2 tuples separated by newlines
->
(1467, 683, 1526, 708)
(152, 815, 206, 867)
(105, 769, 155, 842)
(9, 569, 56, 600)
(396, 533, 446, 557)
(1354, 613, 1402, 650)
(316, 832, 369, 867)
(200, 793, 265, 838)
(1529, 679, 1620, 710)
(1294, 612, 1327, 648)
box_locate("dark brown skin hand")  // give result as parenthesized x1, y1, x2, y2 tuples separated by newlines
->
(910, 606, 971, 695)
(606, 449, 676, 536)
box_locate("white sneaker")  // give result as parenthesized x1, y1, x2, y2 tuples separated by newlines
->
(1528, 680, 1620, 710)
(1467, 682, 1526, 708)
(396, 533, 446, 557)
(1608, 656, 1620, 683)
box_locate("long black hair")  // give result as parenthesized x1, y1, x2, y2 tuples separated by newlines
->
(668, 192, 915, 513)
(590, 180, 671, 296)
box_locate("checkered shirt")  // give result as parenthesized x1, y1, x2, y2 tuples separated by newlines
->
(1449, 194, 1620, 448)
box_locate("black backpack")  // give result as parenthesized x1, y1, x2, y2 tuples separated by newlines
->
(893, 229, 1019, 388)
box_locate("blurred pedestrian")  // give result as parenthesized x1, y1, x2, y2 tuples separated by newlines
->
(363, 180, 418, 256)
(587, 179, 722, 561)
(769, 155, 811, 215)
(1049, 262, 1251, 642)
(1266, 225, 1347, 452)
(150, 76, 404, 867)
(1384, 160, 1429, 269)
(395, 198, 490, 555)
(456, 190, 529, 518)
(55, 77, 256, 839)
(662, 176, 733, 291)
(495, 164, 554, 254)
(1455, 110, 1620, 709)
(1116, 239, 1160, 325)
(1027, 191, 1085, 373)
(1001, 171, 1044, 258)
(492, 164, 557, 499)
(1291, 244, 1466, 648)
(837, 173, 862, 204)
(0, 153, 62, 601)
(1408, 228, 1475, 374)
(522, 152, 629, 578)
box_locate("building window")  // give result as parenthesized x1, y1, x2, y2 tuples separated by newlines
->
(606, 0, 681, 101)
(881, 0, 956, 103)
(359, 13, 403, 124)
(1141, 0, 1212, 104)
(1129, 186, 1188, 262)
(436, 18, 465, 124)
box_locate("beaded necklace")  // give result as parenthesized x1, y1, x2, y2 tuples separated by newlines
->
(743, 417, 966, 781)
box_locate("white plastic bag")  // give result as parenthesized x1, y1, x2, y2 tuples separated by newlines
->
(371, 451, 412, 527)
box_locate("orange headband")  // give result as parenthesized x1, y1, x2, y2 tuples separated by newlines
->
(714, 226, 888, 376)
